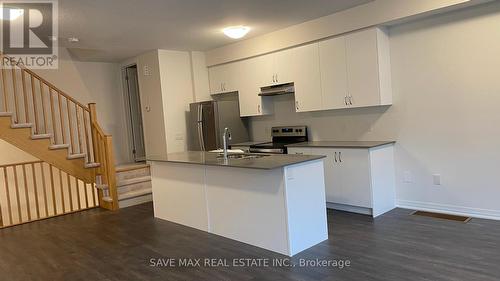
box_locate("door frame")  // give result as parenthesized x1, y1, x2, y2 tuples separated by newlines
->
(121, 63, 146, 162)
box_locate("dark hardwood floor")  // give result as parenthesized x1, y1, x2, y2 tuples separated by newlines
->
(1, 203, 499, 281)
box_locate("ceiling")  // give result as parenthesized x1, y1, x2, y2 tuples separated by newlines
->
(58, 0, 372, 62)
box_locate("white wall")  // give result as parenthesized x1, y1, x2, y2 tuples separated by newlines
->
(136, 50, 169, 157)
(190, 51, 211, 102)
(205, 0, 486, 66)
(0, 48, 131, 165)
(158, 50, 194, 153)
(250, 2, 500, 219)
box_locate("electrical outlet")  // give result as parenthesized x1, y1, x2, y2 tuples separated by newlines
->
(433, 174, 441, 186)
(403, 171, 412, 183)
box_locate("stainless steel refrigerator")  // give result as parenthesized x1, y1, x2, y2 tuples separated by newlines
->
(188, 95, 249, 151)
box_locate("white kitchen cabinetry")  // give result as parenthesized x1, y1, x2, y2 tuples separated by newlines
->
(319, 36, 348, 109)
(237, 56, 273, 117)
(207, 27, 391, 115)
(288, 144, 396, 217)
(319, 28, 392, 110)
(291, 44, 323, 112)
(208, 62, 238, 94)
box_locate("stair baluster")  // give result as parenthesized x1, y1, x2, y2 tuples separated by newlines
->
(1, 53, 118, 219)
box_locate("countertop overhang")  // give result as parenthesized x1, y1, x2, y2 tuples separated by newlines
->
(147, 151, 325, 170)
(286, 141, 395, 149)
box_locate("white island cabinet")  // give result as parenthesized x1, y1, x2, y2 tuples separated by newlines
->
(288, 141, 396, 217)
(149, 152, 328, 256)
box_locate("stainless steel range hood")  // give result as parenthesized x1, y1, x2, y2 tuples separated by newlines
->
(258, 82, 294, 97)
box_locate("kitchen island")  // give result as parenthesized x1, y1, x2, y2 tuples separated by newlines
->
(148, 151, 328, 256)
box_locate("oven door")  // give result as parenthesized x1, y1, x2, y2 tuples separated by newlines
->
(249, 147, 285, 154)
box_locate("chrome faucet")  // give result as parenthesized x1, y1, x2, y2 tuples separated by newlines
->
(222, 127, 232, 159)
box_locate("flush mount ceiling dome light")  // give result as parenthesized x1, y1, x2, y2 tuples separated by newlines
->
(222, 26, 250, 39)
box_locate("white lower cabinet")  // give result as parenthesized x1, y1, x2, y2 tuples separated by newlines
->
(288, 145, 396, 217)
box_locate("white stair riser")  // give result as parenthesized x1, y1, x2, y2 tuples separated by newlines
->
(116, 167, 150, 182)
(119, 194, 153, 208)
(118, 180, 152, 195)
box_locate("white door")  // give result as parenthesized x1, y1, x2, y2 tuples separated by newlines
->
(256, 53, 275, 87)
(124, 65, 146, 162)
(208, 64, 226, 94)
(309, 148, 343, 204)
(290, 43, 322, 112)
(238, 58, 264, 117)
(345, 29, 381, 108)
(319, 36, 349, 110)
(273, 48, 294, 85)
(338, 148, 372, 208)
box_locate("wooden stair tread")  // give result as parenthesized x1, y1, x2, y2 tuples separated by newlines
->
(49, 144, 70, 150)
(67, 153, 86, 160)
(31, 134, 52, 140)
(116, 162, 149, 173)
(11, 123, 33, 128)
(117, 176, 151, 187)
(0, 112, 13, 117)
(85, 162, 101, 168)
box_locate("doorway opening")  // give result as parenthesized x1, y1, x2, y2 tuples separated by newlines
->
(123, 65, 146, 162)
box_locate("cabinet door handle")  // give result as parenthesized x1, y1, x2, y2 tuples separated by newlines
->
(295, 152, 303, 155)
(334, 152, 338, 163)
(258, 104, 261, 113)
(272, 74, 275, 83)
(344, 95, 348, 106)
(349, 96, 353, 105)
(295, 101, 299, 111)
(339, 151, 342, 162)
(276, 74, 278, 83)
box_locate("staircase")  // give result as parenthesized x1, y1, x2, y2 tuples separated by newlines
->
(0, 53, 120, 228)
(105, 163, 152, 208)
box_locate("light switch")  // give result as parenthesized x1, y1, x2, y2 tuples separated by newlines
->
(143, 65, 152, 76)
(433, 174, 441, 185)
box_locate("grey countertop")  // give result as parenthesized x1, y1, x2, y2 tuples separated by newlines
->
(286, 141, 396, 149)
(147, 151, 325, 170)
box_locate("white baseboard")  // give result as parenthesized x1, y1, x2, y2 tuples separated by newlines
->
(326, 202, 372, 216)
(397, 199, 500, 221)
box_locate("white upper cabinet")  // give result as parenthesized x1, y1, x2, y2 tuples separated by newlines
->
(238, 57, 273, 117)
(320, 27, 392, 110)
(345, 29, 381, 108)
(319, 36, 349, 110)
(207, 27, 392, 115)
(209, 63, 238, 94)
(291, 43, 322, 112)
(272, 48, 294, 85)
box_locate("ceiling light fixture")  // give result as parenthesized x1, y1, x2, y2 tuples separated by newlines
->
(222, 26, 250, 39)
(0, 8, 24, 21)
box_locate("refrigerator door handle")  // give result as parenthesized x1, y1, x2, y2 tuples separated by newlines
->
(197, 105, 206, 151)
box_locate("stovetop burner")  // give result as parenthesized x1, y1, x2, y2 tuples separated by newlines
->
(249, 126, 308, 154)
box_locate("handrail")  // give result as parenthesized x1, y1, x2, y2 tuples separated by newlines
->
(0, 52, 89, 111)
(1, 53, 95, 162)
(0, 53, 118, 211)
